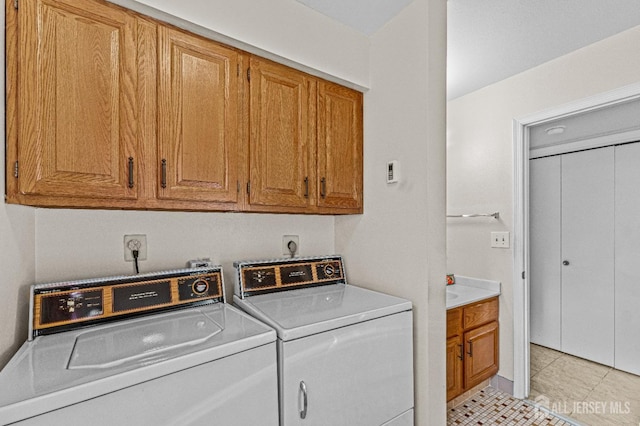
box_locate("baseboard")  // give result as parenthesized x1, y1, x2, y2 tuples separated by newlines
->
(490, 374, 514, 395)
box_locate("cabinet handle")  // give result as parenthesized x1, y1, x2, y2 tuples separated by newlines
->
(304, 177, 309, 198)
(320, 177, 326, 199)
(128, 157, 134, 189)
(458, 344, 464, 361)
(161, 159, 167, 189)
(299, 381, 308, 419)
(563, 260, 570, 266)
(467, 341, 473, 357)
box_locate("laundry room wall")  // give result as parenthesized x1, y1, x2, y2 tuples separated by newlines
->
(0, 0, 369, 369)
(447, 25, 640, 384)
(335, 0, 448, 424)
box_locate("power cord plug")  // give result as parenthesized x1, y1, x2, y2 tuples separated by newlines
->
(127, 239, 142, 274)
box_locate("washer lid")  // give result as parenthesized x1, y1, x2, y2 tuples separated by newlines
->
(0, 304, 275, 423)
(234, 283, 412, 341)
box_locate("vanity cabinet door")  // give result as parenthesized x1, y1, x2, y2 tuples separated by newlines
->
(463, 321, 499, 390)
(16, 0, 139, 201)
(446, 335, 464, 401)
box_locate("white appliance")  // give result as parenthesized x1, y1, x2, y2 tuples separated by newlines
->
(233, 255, 414, 426)
(0, 267, 279, 425)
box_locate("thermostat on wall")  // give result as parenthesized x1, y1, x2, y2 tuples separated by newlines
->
(387, 160, 399, 184)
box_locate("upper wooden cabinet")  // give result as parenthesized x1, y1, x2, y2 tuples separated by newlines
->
(248, 57, 315, 210)
(247, 58, 363, 214)
(6, 0, 363, 214)
(12, 0, 139, 201)
(317, 81, 363, 211)
(157, 27, 241, 205)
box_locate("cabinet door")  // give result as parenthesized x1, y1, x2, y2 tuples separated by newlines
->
(529, 156, 562, 350)
(279, 312, 413, 426)
(249, 57, 314, 208)
(561, 147, 614, 366)
(158, 27, 240, 204)
(446, 335, 463, 402)
(614, 142, 640, 376)
(317, 82, 363, 211)
(18, 0, 138, 199)
(464, 321, 498, 390)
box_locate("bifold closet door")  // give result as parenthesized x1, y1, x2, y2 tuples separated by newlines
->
(529, 156, 562, 350)
(614, 142, 640, 376)
(561, 147, 615, 367)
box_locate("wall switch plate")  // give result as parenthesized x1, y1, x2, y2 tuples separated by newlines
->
(491, 231, 510, 248)
(124, 234, 147, 261)
(387, 160, 399, 184)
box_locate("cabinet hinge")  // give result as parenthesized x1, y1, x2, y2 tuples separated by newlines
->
(522, 271, 526, 280)
(247, 68, 251, 82)
(246, 181, 251, 194)
(14, 0, 18, 10)
(13, 161, 18, 178)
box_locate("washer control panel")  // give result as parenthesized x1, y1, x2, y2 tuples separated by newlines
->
(235, 256, 345, 298)
(31, 267, 224, 339)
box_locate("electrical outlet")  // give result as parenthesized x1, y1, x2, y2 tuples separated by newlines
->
(124, 234, 147, 261)
(282, 235, 299, 256)
(491, 231, 510, 248)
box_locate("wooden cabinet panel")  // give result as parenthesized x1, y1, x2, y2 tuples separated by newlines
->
(463, 297, 498, 330)
(446, 307, 462, 339)
(158, 27, 240, 204)
(446, 335, 464, 401)
(317, 82, 363, 211)
(447, 297, 499, 402)
(7, 0, 363, 215)
(464, 321, 499, 390)
(249, 57, 315, 208)
(17, 0, 138, 200)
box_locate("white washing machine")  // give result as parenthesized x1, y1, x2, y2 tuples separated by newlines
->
(233, 255, 414, 426)
(0, 267, 279, 426)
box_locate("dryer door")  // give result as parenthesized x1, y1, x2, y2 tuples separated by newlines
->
(279, 311, 413, 426)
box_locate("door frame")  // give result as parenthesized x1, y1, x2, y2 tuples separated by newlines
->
(511, 82, 640, 399)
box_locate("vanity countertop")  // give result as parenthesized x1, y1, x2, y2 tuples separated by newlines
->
(446, 276, 501, 309)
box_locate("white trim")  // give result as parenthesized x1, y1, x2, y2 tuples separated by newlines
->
(529, 129, 640, 159)
(512, 82, 640, 400)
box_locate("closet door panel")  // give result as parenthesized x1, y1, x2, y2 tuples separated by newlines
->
(561, 147, 614, 366)
(614, 142, 640, 376)
(529, 156, 562, 350)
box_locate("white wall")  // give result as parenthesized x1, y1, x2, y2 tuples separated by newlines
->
(335, 0, 448, 423)
(447, 25, 640, 382)
(35, 210, 334, 298)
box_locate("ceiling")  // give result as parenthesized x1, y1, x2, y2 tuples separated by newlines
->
(295, 0, 640, 100)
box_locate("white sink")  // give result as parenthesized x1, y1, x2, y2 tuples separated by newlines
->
(446, 292, 459, 301)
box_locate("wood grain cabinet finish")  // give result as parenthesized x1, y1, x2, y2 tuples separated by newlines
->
(11, 0, 139, 202)
(248, 56, 315, 210)
(158, 27, 241, 205)
(317, 81, 363, 211)
(446, 297, 499, 402)
(6, 0, 363, 214)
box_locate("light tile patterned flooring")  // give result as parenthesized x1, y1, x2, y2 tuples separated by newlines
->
(530, 343, 640, 425)
(447, 386, 572, 425)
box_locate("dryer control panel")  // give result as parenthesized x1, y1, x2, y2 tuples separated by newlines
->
(30, 267, 224, 339)
(234, 256, 345, 298)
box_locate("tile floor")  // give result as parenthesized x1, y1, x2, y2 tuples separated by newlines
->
(447, 386, 572, 425)
(529, 343, 640, 425)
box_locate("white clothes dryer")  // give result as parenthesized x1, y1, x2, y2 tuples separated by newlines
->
(0, 267, 279, 426)
(233, 255, 414, 426)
